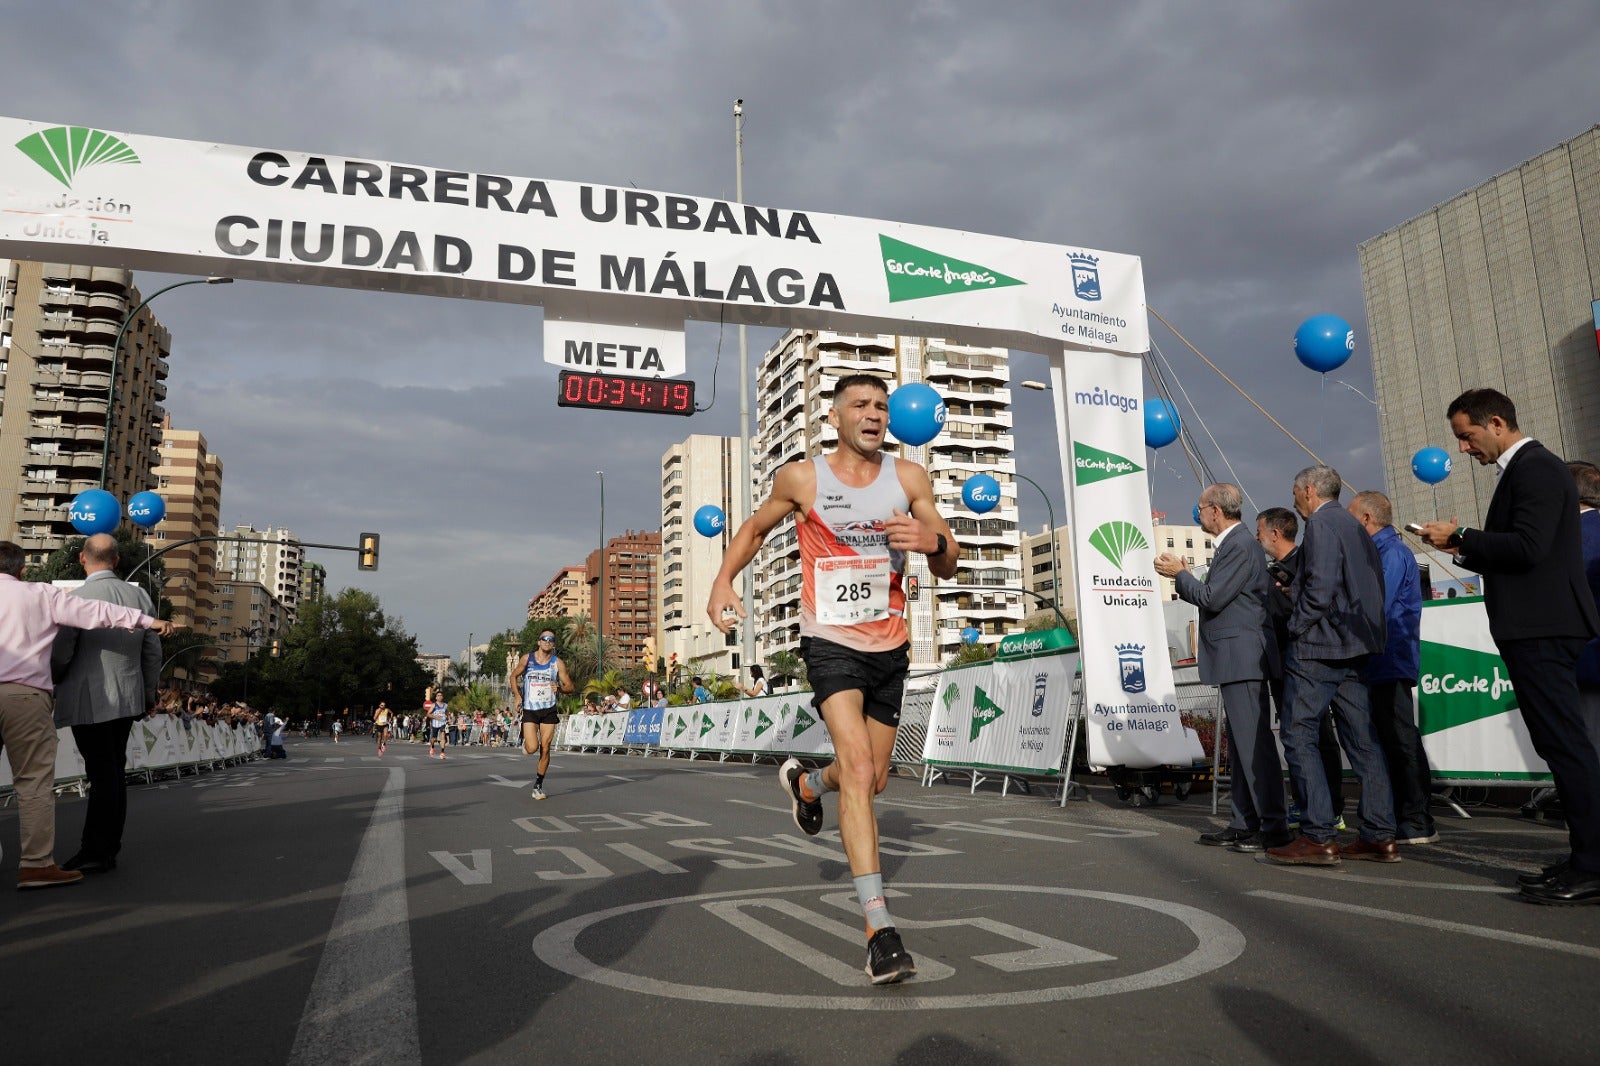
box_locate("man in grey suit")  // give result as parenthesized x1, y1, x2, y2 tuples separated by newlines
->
(1268, 466, 1397, 866)
(51, 533, 162, 874)
(1157, 483, 1288, 851)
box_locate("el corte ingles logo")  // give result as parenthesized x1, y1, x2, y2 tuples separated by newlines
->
(16, 126, 140, 189)
(880, 234, 1023, 302)
(1074, 441, 1143, 486)
(969, 685, 1005, 741)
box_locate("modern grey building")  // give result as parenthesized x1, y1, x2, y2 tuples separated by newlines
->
(1360, 125, 1600, 531)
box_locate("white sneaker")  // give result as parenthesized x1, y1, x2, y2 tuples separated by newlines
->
(532, 786, 546, 800)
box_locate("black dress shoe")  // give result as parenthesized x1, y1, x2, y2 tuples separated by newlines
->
(1228, 832, 1266, 853)
(1519, 867, 1600, 905)
(1198, 827, 1253, 847)
(1243, 831, 1296, 853)
(60, 853, 117, 875)
(1516, 860, 1569, 889)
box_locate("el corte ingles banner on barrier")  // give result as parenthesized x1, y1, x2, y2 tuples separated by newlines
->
(0, 118, 1147, 355)
(1059, 350, 1192, 768)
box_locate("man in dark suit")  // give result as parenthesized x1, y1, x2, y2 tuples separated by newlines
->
(1573, 462, 1600, 752)
(1257, 507, 1346, 826)
(1268, 465, 1397, 866)
(51, 534, 163, 874)
(1421, 390, 1600, 904)
(1157, 483, 1287, 851)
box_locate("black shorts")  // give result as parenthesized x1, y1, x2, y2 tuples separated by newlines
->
(522, 707, 560, 726)
(800, 636, 910, 727)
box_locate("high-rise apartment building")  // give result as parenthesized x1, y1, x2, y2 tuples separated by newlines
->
(0, 260, 171, 564)
(299, 561, 326, 605)
(750, 331, 1023, 673)
(216, 524, 304, 622)
(587, 529, 660, 670)
(214, 578, 283, 663)
(658, 435, 748, 679)
(150, 419, 222, 635)
(1021, 524, 1076, 629)
(528, 564, 589, 619)
(1361, 125, 1600, 533)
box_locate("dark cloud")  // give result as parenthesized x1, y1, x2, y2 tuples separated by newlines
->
(2, 1, 1596, 652)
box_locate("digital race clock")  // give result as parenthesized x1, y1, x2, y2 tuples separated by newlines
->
(557, 370, 696, 417)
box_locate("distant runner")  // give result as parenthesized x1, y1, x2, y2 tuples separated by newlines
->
(427, 695, 449, 759)
(510, 629, 574, 800)
(373, 702, 391, 756)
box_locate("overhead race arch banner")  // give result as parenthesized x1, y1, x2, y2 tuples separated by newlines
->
(0, 117, 1147, 355)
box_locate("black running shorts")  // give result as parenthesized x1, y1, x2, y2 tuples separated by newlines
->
(522, 707, 560, 726)
(800, 636, 910, 727)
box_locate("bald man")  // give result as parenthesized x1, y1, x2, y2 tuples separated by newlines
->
(52, 533, 165, 875)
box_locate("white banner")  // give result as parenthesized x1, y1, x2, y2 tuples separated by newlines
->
(0, 117, 1146, 356)
(1059, 349, 1192, 768)
(921, 652, 1080, 774)
(543, 299, 687, 378)
(1418, 598, 1551, 781)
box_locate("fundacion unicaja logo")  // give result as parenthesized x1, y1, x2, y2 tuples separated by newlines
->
(15, 126, 141, 189)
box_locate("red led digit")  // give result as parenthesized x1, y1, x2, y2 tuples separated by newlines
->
(672, 383, 691, 411)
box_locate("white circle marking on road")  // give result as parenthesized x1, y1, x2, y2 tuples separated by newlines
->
(531, 882, 1245, 1010)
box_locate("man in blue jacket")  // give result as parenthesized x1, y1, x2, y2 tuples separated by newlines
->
(1350, 491, 1435, 845)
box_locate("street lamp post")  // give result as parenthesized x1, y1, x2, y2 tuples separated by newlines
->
(1011, 471, 1063, 623)
(595, 470, 605, 676)
(101, 276, 232, 488)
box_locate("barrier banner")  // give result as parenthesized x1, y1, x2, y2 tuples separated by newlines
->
(921, 651, 1079, 774)
(691, 703, 739, 752)
(1418, 597, 1551, 781)
(785, 697, 836, 757)
(658, 706, 698, 751)
(1059, 349, 1192, 768)
(624, 707, 664, 746)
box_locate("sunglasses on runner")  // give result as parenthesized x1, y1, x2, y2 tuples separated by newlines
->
(539, 635, 556, 642)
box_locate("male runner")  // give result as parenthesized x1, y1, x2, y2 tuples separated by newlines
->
(707, 373, 959, 984)
(510, 630, 574, 799)
(373, 702, 391, 756)
(427, 694, 449, 759)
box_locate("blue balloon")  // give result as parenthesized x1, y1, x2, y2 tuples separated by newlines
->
(1144, 399, 1181, 449)
(127, 490, 166, 529)
(1192, 504, 1203, 525)
(887, 382, 946, 446)
(961, 627, 981, 645)
(68, 489, 120, 535)
(962, 473, 1002, 514)
(692, 504, 726, 538)
(1411, 447, 1453, 486)
(1294, 314, 1355, 373)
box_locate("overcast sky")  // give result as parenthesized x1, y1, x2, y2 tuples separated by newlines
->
(3, 2, 1596, 656)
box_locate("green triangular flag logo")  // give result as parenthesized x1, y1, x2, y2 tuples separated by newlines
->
(1418, 642, 1518, 733)
(15, 126, 141, 189)
(699, 713, 715, 737)
(142, 725, 158, 755)
(756, 710, 773, 738)
(880, 234, 1025, 303)
(674, 715, 689, 739)
(795, 707, 817, 736)
(970, 685, 1005, 741)
(1074, 441, 1144, 486)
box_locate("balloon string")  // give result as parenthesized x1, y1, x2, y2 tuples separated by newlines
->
(1147, 305, 1471, 582)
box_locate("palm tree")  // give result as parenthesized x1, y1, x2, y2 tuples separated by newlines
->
(767, 650, 807, 689)
(946, 642, 996, 668)
(583, 668, 626, 703)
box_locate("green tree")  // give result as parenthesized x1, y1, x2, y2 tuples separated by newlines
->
(946, 641, 996, 668)
(767, 649, 808, 689)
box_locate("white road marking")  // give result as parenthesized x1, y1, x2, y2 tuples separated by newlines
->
(727, 798, 789, 815)
(488, 774, 533, 788)
(289, 766, 421, 1065)
(1248, 891, 1600, 959)
(606, 842, 689, 874)
(1269, 867, 1517, 892)
(430, 849, 493, 885)
(532, 882, 1245, 1010)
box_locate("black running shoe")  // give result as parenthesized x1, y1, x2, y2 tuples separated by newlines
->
(780, 757, 823, 836)
(865, 927, 916, 985)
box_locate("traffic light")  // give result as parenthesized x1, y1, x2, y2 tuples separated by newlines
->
(269, 639, 281, 658)
(357, 532, 380, 571)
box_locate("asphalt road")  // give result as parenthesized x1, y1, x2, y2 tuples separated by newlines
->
(3, 736, 1597, 1065)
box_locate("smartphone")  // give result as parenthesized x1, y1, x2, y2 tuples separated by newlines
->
(1403, 522, 1426, 535)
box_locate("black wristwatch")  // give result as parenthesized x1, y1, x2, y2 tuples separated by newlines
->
(932, 533, 948, 557)
(1447, 527, 1466, 549)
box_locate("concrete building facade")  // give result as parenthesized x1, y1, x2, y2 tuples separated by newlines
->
(1360, 125, 1600, 531)
(150, 419, 222, 636)
(749, 330, 1023, 674)
(658, 435, 747, 681)
(0, 260, 170, 564)
(1021, 523, 1076, 629)
(1151, 521, 1215, 602)
(587, 529, 660, 671)
(528, 563, 589, 620)
(216, 524, 304, 622)
(215, 578, 283, 663)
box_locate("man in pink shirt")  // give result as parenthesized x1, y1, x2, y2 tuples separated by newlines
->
(0, 540, 173, 890)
